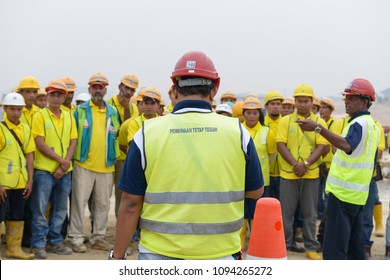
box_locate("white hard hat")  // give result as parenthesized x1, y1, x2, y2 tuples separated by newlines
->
(1, 92, 26, 106)
(215, 103, 232, 115)
(75, 92, 91, 102)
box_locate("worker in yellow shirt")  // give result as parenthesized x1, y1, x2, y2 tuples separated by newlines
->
(69, 72, 120, 253)
(60, 77, 77, 113)
(34, 88, 47, 109)
(106, 74, 139, 222)
(0, 92, 35, 260)
(14, 76, 41, 248)
(276, 83, 327, 260)
(15, 76, 41, 127)
(240, 97, 276, 251)
(281, 96, 295, 117)
(30, 80, 77, 259)
(264, 90, 284, 199)
(116, 87, 161, 216)
(106, 74, 139, 123)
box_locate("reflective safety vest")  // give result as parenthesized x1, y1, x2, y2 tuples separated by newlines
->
(244, 122, 270, 186)
(0, 123, 29, 189)
(265, 115, 281, 177)
(34, 108, 73, 173)
(322, 118, 335, 168)
(326, 115, 379, 205)
(140, 113, 246, 259)
(278, 113, 322, 173)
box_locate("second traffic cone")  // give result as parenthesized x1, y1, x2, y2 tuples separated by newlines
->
(246, 198, 287, 260)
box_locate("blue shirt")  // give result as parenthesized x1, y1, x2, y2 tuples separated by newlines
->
(118, 100, 263, 195)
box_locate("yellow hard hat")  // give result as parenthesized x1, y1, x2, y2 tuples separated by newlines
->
(88, 72, 109, 86)
(37, 88, 47, 96)
(293, 83, 314, 98)
(282, 96, 295, 106)
(121, 74, 139, 89)
(45, 80, 68, 94)
(220, 90, 236, 102)
(264, 90, 284, 105)
(159, 98, 165, 106)
(18, 75, 40, 90)
(61, 76, 77, 92)
(242, 97, 262, 109)
(313, 95, 321, 107)
(232, 101, 244, 120)
(321, 97, 335, 110)
(142, 87, 161, 103)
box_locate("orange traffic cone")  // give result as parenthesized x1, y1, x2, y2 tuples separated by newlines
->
(246, 197, 287, 260)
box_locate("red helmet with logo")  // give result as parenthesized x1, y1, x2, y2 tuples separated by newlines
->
(343, 78, 375, 102)
(171, 51, 220, 88)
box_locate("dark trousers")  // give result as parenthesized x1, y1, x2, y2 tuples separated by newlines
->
(323, 193, 365, 260)
(0, 189, 26, 222)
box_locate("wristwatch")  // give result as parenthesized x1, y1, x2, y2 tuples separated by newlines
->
(304, 160, 310, 168)
(314, 124, 322, 134)
(108, 249, 127, 260)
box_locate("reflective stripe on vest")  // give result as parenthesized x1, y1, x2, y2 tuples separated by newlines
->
(326, 115, 379, 205)
(34, 108, 72, 173)
(140, 112, 246, 259)
(0, 123, 29, 189)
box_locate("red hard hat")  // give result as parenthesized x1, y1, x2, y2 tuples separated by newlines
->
(343, 78, 375, 102)
(171, 51, 220, 87)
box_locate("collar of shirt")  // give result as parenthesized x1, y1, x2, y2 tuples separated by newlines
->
(4, 118, 21, 130)
(348, 111, 370, 123)
(172, 100, 212, 114)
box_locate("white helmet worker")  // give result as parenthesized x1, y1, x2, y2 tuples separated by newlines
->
(215, 103, 232, 116)
(1, 92, 26, 106)
(75, 92, 91, 102)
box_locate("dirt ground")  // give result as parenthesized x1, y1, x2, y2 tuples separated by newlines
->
(1, 170, 389, 261)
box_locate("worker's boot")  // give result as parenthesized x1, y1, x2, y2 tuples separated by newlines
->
(373, 204, 384, 237)
(364, 245, 371, 260)
(6, 221, 34, 259)
(385, 246, 390, 260)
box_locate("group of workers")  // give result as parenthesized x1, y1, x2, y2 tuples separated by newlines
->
(1, 50, 389, 260)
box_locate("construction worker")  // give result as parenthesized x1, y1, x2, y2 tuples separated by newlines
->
(111, 50, 263, 260)
(75, 92, 91, 106)
(232, 100, 244, 122)
(34, 89, 47, 109)
(240, 97, 276, 251)
(61, 77, 77, 113)
(0, 92, 35, 260)
(317, 97, 336, 219)
(312, 95, 321, 114)
(69, 72, 120, 253)
(15, 76, 41, 248)
(106, 74, 139, 224)
(30, 80, 77, 259)
(297, 78, 379, 260)
(215, 103, 233, 117)
(164, 85, 177, 113)
(220, 90, 237, 104)
(281, 96, 295, 117)
(116, 88, 161, 217)
(263, 90, 284, 199)
(106, 74, 139, 123)
(15, 76, 41, 127)
(276, 83, 327, 260)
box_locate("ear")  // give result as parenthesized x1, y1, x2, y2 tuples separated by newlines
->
(172, 86, 179, 100)
(210, 86, 218, 101)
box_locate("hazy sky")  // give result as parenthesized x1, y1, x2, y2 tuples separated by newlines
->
(1, 0, 389, 102)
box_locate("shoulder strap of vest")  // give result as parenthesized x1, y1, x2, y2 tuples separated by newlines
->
(1, 121, 23, 148)
(328, 119, 334, 129)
